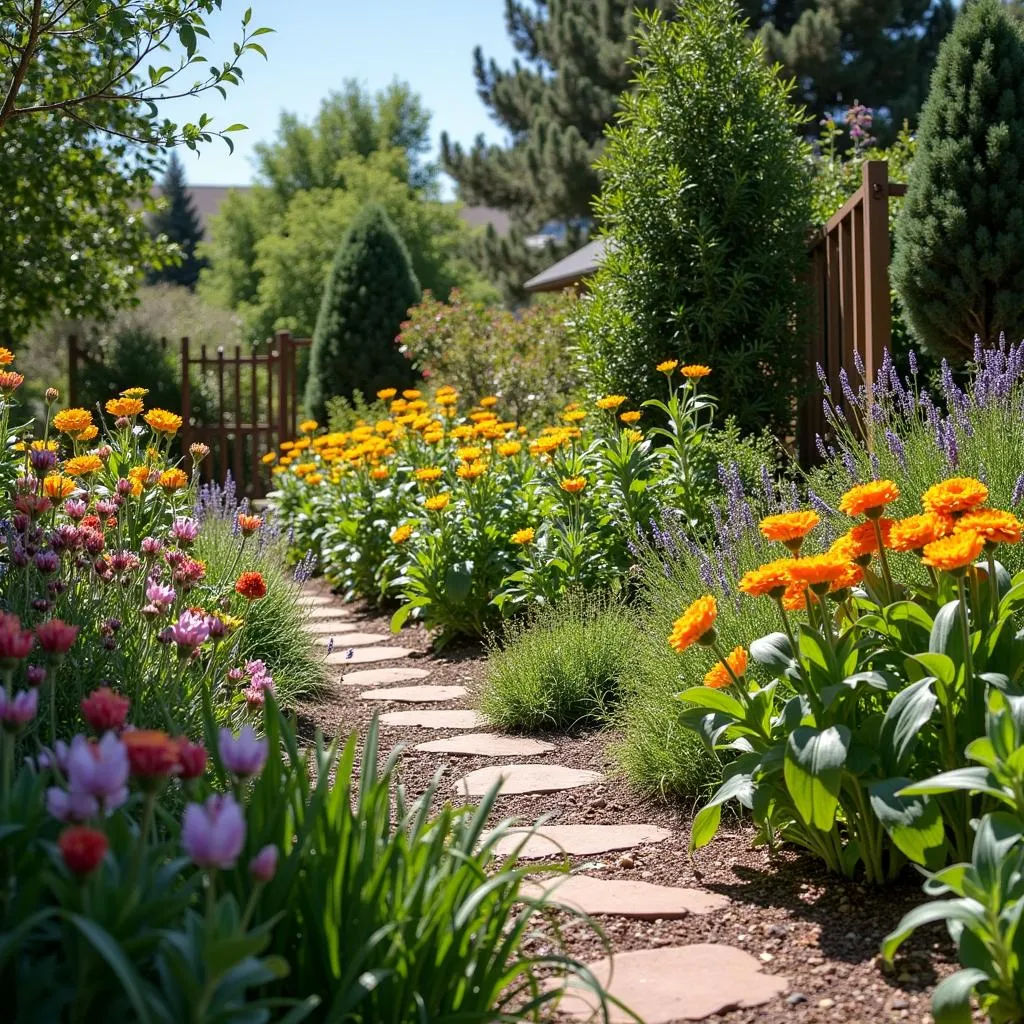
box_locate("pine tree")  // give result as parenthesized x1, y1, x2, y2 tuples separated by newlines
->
(148, 152, 206, 290)
(892, 0, 1024, 360)
(304, 205, 421, 420)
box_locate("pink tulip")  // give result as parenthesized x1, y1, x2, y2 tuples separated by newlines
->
(65, 732, 129, 813)
(0, 687, 37, 729)
(182, 794, 246, 869)
(218, 726, 267, 777)
(249, 843, 278, 882)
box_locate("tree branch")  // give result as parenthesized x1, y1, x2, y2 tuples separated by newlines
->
(0, 0, 43, 131)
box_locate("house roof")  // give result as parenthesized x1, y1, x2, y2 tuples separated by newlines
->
(523, 238, 607, 292)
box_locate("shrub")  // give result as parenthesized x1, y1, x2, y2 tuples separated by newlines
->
(574, 0, 812, 434)
(480, 593, 639, 733)
(304, 203, 420, 421)
(892, 0, 1024, 361)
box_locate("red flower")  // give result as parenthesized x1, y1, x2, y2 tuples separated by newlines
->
(235, 572, 267, 601)
(122, 730, 179, 780)
(80, 515, 101, 530)
(36, 619, 79, 656)
(59, 826, 108, 875)
(0, 613, 34, 667)
(81, 687, 130, 734)
(175, 739, 207, 780)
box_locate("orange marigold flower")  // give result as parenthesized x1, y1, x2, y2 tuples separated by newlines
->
(76, 425, 98, 442)
(738, 559, 795, 599)
(424, 493, 451, 512)
(562, 409, 587, 423)
(415, 466, 443, 482)
(262, 452, 277, 465)
(681, 364, 712, 379)
(306, 473, 324, 486)
(53, 408, 93, 435)
(497, 441, 522, 457)
(479, 395, 499, 408)
(121, 387, 148, 399)
(704, 645, 747, 689)
(560, 476, 587, 494)
(830, 562, 865, 593)
(786, 553, 854, 588)
(235, 571, 268, 600)
(457, 460, 487, 480)
(370, 467, 389, 481)
(529, 436, 562, 456)
(759, 510, 820, 547)
(782, 583, 808, 611)
(511, 527, 535, 545)
(377, 388, 397, 400)
(402, 389, 422, 399)
(299, 419, 318, 434)
(887, 512, 954, 553)
(921, 530, 984, 572)
(955, 509, 1022, 546)
(105, 397, 143, 418)
(391, 524, 413, 544)
(237, 514, 263, 536)
(0, 371, 24, 394)
(43, 474, 77, 499)
(838, 518, 895, 560)
(839, 480, 901, 517)
(596, 394, 627, 410)
(922, 477, 989, 517)
(457, 445, 482, 462)
(624, 429, 644, 444)
(656, 359, 678, 373)
(64, 455, 103, 477)
(145, 409, 183, 435)
(0, 347, 14, 366)
(159, 468, 189, 491)
(668, 595, 717, 653)
(619, 410, 642, 425)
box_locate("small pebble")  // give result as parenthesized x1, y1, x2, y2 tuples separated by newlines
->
(759, 952, 774, 962)
(617, 855, 635, 869)
(817, 998, 835, 1009)
(590, 797, 608, 809)
(786, 993, 807, 1006)
(891, 999, 909, 1010)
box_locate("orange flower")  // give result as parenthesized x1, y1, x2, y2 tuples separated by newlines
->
(681, 364, 712, 379)
(105, 397, 144, 418)
(656, 359, 678, 373)
(786, 553, 854, 589)
(424, 494, 451, 512)
(64, 455, 103, 477)
(235, 571, 268, 600)
(0, 371, 24, 394)
(738, 559, 795, 598)
(837, 519, 895, 561)
(887, 512, 954, 553)
(596, 395, 627, 410)
(704, 646, 747, 689)
(391, 524, 413, 544)
(479, 395, 499, 408)
(921, 531, 984, 572)
(668, 596, 718, 653)
(510, 527, 535, 545)
(145, 409, 183, 435)
(839, 480, 901, 518)
(619, 410, 642, 425)
(121, 387, 148, 399)
(237, 513, 263, 536)
(415, 467, 443, 483)
(457, 445, 482, 462)
(624, 429, 644, 444)
(782, 582, 808, 611)
(759, 510, 819, 550)
(53, 408, 93, 435)
(298, 419, 318, 434)
(830, 562, 864, 593)
(457, 460, 487, 480)
(0, 347, 14, 366)
(158, 468, 188, 492)
(922, 477, 989, 517)
(497, 441, 522, 457)
(562, 409, 587, 423)
(560, 476, 587, 494)
(76, 425, 98, 442)
(955, 509, 1022, 546)
(377, 388, 397, 400)
(370, 467, 389, 481)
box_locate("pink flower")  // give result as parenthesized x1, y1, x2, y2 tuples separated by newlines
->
(182, 794, 246, 869)
(0, 613, 34, 667)
(50, 525, 82, 552)
(227, 667, 245, 682)
(175, 740, 207, 780)
(244, 659, 267, 677)
(168, 611, 210, 653)
(26, 665, 46, 687)
(35, 619, 79, 657)
(65, 732, 129, 814)
(218, 725, 267, 778)
(244, 684, 265, 707)
(47, 785, 98, 823)
(64, 499, 87, 520)
(170, 517, 200, 546)
(140, 536, 163, 558)
(34, 551, 59, 574)
(80, 688, 130, 734)
(145, 581, 176, 609)
(0, 687, 37, 729)
(249, 843, 278, 882)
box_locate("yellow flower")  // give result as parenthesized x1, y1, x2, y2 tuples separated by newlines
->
(64, 455, 103, 477)
(370, 467, 389, 481)
(145, 409, 183, 435)
(681, 364, 712, 379)
(159, 468, 189, 491)
(656, 359, 678, 374)
(261, 452, 277, 465)
(120, 387, 148, 399)
(922, 531, 984, 572)
(787, 553, 855, 589)
(280, 441, 295, 452)
(922, 477, 989, 517)
(624, 429, 644, 444)
(105, 397, 144, 418)
(299, 419, 318, 434)
(391, 524, 413, 544)
(53, 408, 93, 435)
(704, 646, 747, 689)
(75, 425, 98, 442)
(457, 445, 483, 462)
(510, 527, 535, 545)
(497, 441, 522, 457)
(479, 396, 499, 408)
(596, 394, 627, 410)
(562, 409, 587, 423)
(402, 389, 422, 399)
(43, 474, 76, 499)
(668, 596, 717, 653)
(415, 467, 443, 483)
(560, 476, 587, 494)
(838, 480, 901, 518)
(457, 460, 487, 480)
(128, 466, 154, 490)
(306, 473, 324, 486)
(529, 436, 562, 456)
(423, 431, 444, 445)
(424, 493, 451, 512)
(377, 388, 397, 400)
(0, 347, 13, 366)
(619, 410, 642, 425)
(436, 393, 458, 407)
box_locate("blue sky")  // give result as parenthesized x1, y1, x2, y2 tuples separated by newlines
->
(171, 1, 516, 194)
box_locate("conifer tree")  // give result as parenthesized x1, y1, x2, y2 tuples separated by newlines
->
(148, 153, 206, 290)
(304, 205, 421, 420)
(892, 0, 1024, 359)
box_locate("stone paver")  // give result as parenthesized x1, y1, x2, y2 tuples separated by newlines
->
(315, 632, 390, 647)
(490, 823, 672, 860)
(326, 647, 414, 666)
(297, 595, 334, 607)
(360, 685, 467, 703)
(550, 944, 788, 1022)
(520, 875, 728, 919)
(380, 709, 486, 729)
(304, 606, 352, 619)
(341, 667, 432, 687)
(415, 733, 555, 757)
(455, 764, 603, 798)
(303, 620, 358, 635)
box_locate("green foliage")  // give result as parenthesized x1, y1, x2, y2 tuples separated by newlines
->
(398, 290, 583, 427)
(575, 0, 813, 435)
(147, 152, 207, 290)
(303, 204, 421, 421)
(892, 0, 1024, 361)
(480, 593, 639, 733)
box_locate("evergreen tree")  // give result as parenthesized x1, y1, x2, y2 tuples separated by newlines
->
(148, 153, 206, 290)
(892, 0, 1024, 360)
(304, 205, 421, 420)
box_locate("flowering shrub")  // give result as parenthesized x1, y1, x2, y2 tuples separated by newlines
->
(270, 364, 725, 641)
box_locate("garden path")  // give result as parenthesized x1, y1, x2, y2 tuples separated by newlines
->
(294, 585, 946, 1024)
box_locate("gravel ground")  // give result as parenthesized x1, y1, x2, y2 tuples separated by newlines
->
(295, 589, 959, 1024)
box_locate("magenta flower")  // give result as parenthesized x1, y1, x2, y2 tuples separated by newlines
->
(145, 581, 177, 609)
(182, 794, 246, 869)
(218, 725, 267, 777)
(244, 659, 267, 677)
(249, 843, 278, 882)
(95, 499, 116, 518)
(64, 499, 87, 520)
(168, 610, 210, 652)
(170, 517, 200, 546)
(0, 687, 37, 729)
(34, 551, 59, 574)
(141, 536, 163, 558)
(0, 613, 34, 667)
(244, 684, 265, 707)
(65, 732, 129, 814)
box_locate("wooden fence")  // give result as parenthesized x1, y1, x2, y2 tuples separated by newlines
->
(800, 160, 907, 464)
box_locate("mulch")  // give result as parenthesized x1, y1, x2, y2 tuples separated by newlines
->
(294, 588, 957, 1024)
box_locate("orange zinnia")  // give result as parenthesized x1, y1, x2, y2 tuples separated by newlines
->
(145, 409, 183, 435)
(681, 364, 712, 379)
(668, 596, 717, 653)
(759, 510, 819, 550)
(782, 582, 808, 611)
(738, 559, 794, 598)
(839, 480, 900, 518)
(704, 646, 747, 689)
(158, 468, 188, 491)
(954, 509, 1022, 546)
(105, 397, 144, 418)
(830, 562, 864, 593)
(922, 477, 988, 517)
(921, 531, 984, 572)
(887, 512, 954, 553)
(560, 477, 587, 494)
(53, 408, 93, 435)
(787, 553, 854, 589)
(836, 518, 895, 561)
(619, 411, 642, 425)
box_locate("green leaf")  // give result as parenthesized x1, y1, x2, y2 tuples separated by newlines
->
(749, 632, 794, 671)
(690, 803, 721, 850)
(675, 686, 745, 718)
(881, 900, 986, 962)
(899, 767, 1007, 801)
(930, 600, 961, 656)
(178, 23, 197, 55)
(931, 969, 989, 1024)
(390, 603, 415, 632)
(879, 677, 936, 774)
(784, 725, 850, 830)
(869, 778, 947, 869)
(907, 652, 956, 686)
(66, 914, 153, 1023)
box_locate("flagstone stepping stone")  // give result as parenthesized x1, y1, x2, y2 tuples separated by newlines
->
(360, 685, 467, 703)
(415, 733, 555, 757)
(380, 709, 485, 729)
(314, 632, 389, 647)
(455, 764, 603, 798)
(490, 823, 672, 860)
(326, 647, 414, 665)
(304, 606, 353, 619)
(303, 620, 359, 635)
(520, 875, 728, 919)
(341, 667, 432, 687)
(549, 944, 788, 1022)
(297, 595, 334, 607)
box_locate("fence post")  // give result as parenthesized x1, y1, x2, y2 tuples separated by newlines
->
(180, 337, 192, 452)
(67, 335, 79, 407)
(275, 330, 292, 443)
(861, 160, 893, 436)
